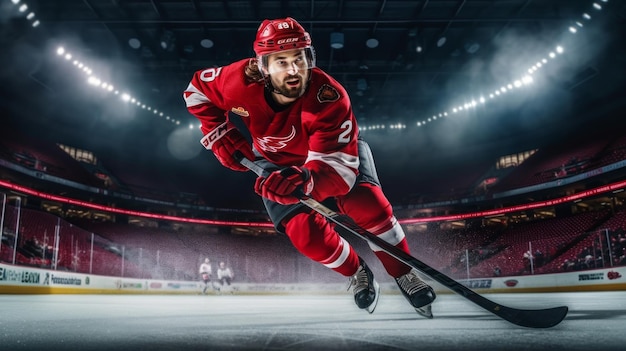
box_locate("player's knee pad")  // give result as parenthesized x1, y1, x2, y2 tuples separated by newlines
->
(337, 182, 394, 231)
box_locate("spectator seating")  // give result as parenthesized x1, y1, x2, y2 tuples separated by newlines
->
(0, 129, 101, 187)
(492, 136, 610, 192)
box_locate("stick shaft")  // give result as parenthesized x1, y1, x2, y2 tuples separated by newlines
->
(237, 155, 568, 328)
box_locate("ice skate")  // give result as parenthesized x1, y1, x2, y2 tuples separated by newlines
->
(348, 258, 380, 314)
(396, 270, 436, 318)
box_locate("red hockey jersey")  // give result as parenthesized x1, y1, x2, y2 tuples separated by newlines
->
(184, 59, 360, 201)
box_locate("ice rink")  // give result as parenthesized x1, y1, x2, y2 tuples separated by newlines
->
(1, 291, 625, 351)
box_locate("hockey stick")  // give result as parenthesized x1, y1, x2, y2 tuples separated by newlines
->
(235, 153, 568, 328)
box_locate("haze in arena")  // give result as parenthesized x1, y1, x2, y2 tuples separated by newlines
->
(1, 1, 625, 350)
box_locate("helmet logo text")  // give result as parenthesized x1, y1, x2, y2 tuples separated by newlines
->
(277, 38, 299, 45)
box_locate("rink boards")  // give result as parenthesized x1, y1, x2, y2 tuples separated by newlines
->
(1, 262, 625, 295)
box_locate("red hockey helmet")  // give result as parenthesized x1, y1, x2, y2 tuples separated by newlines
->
(254, 17, 312, 56)
(253, 17, 316, 93)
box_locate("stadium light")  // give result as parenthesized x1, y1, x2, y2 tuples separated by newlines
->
(378, 0, 608, 134)
(55, 45, 183, 126)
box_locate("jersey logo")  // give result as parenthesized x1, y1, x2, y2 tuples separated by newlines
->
(231, 106, 250, 117)
(317, 84, 340, 103)
(256, 126, 296, 152)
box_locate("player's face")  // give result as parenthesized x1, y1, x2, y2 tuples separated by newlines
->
(266, 49, 310, 100)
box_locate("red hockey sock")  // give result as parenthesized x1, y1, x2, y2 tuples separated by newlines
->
(283, 212, 360, 276)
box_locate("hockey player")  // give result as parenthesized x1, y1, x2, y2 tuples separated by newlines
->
(217, 261, 234, 292)
(198, 257, 215, 294)
(183, 17, 436, 317)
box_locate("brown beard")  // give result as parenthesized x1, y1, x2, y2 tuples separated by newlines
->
(273, 74, 307, 98)
(276, 84, 304, 98)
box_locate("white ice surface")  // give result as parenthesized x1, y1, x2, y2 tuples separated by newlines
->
(1, 291, 625, 350)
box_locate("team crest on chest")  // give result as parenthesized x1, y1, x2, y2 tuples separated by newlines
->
(256, 126, 297, 152)
(317, 84, 340, 103)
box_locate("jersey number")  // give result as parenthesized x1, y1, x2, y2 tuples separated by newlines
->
(199, 67, 223, 82)
(338, 120, 353, 143)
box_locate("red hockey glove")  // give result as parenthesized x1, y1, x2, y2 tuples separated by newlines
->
(200, 121, 255, 172)
(254, 166, 313, 205)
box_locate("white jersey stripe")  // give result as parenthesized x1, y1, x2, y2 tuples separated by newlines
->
(183, 83, 211, 107)
(306, 150, 358, 189)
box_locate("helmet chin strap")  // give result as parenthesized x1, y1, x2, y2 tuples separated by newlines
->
(263, 72, 291, 96)
(259, 71, 280, 95)
(261, 77, 293, 109)
(268, 82, 286, 96)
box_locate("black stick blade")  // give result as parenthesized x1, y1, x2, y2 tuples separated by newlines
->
(497, 305, 569, 328)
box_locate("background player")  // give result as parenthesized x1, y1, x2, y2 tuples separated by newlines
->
(217, 261, 234, 293)
(198, 257, 215, 295)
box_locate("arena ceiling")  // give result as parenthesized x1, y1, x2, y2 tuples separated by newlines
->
(1, 0, 625, 206)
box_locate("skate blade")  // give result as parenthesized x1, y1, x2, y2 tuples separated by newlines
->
(366, 280, 381, 314)
(415, 304, 433, 319)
